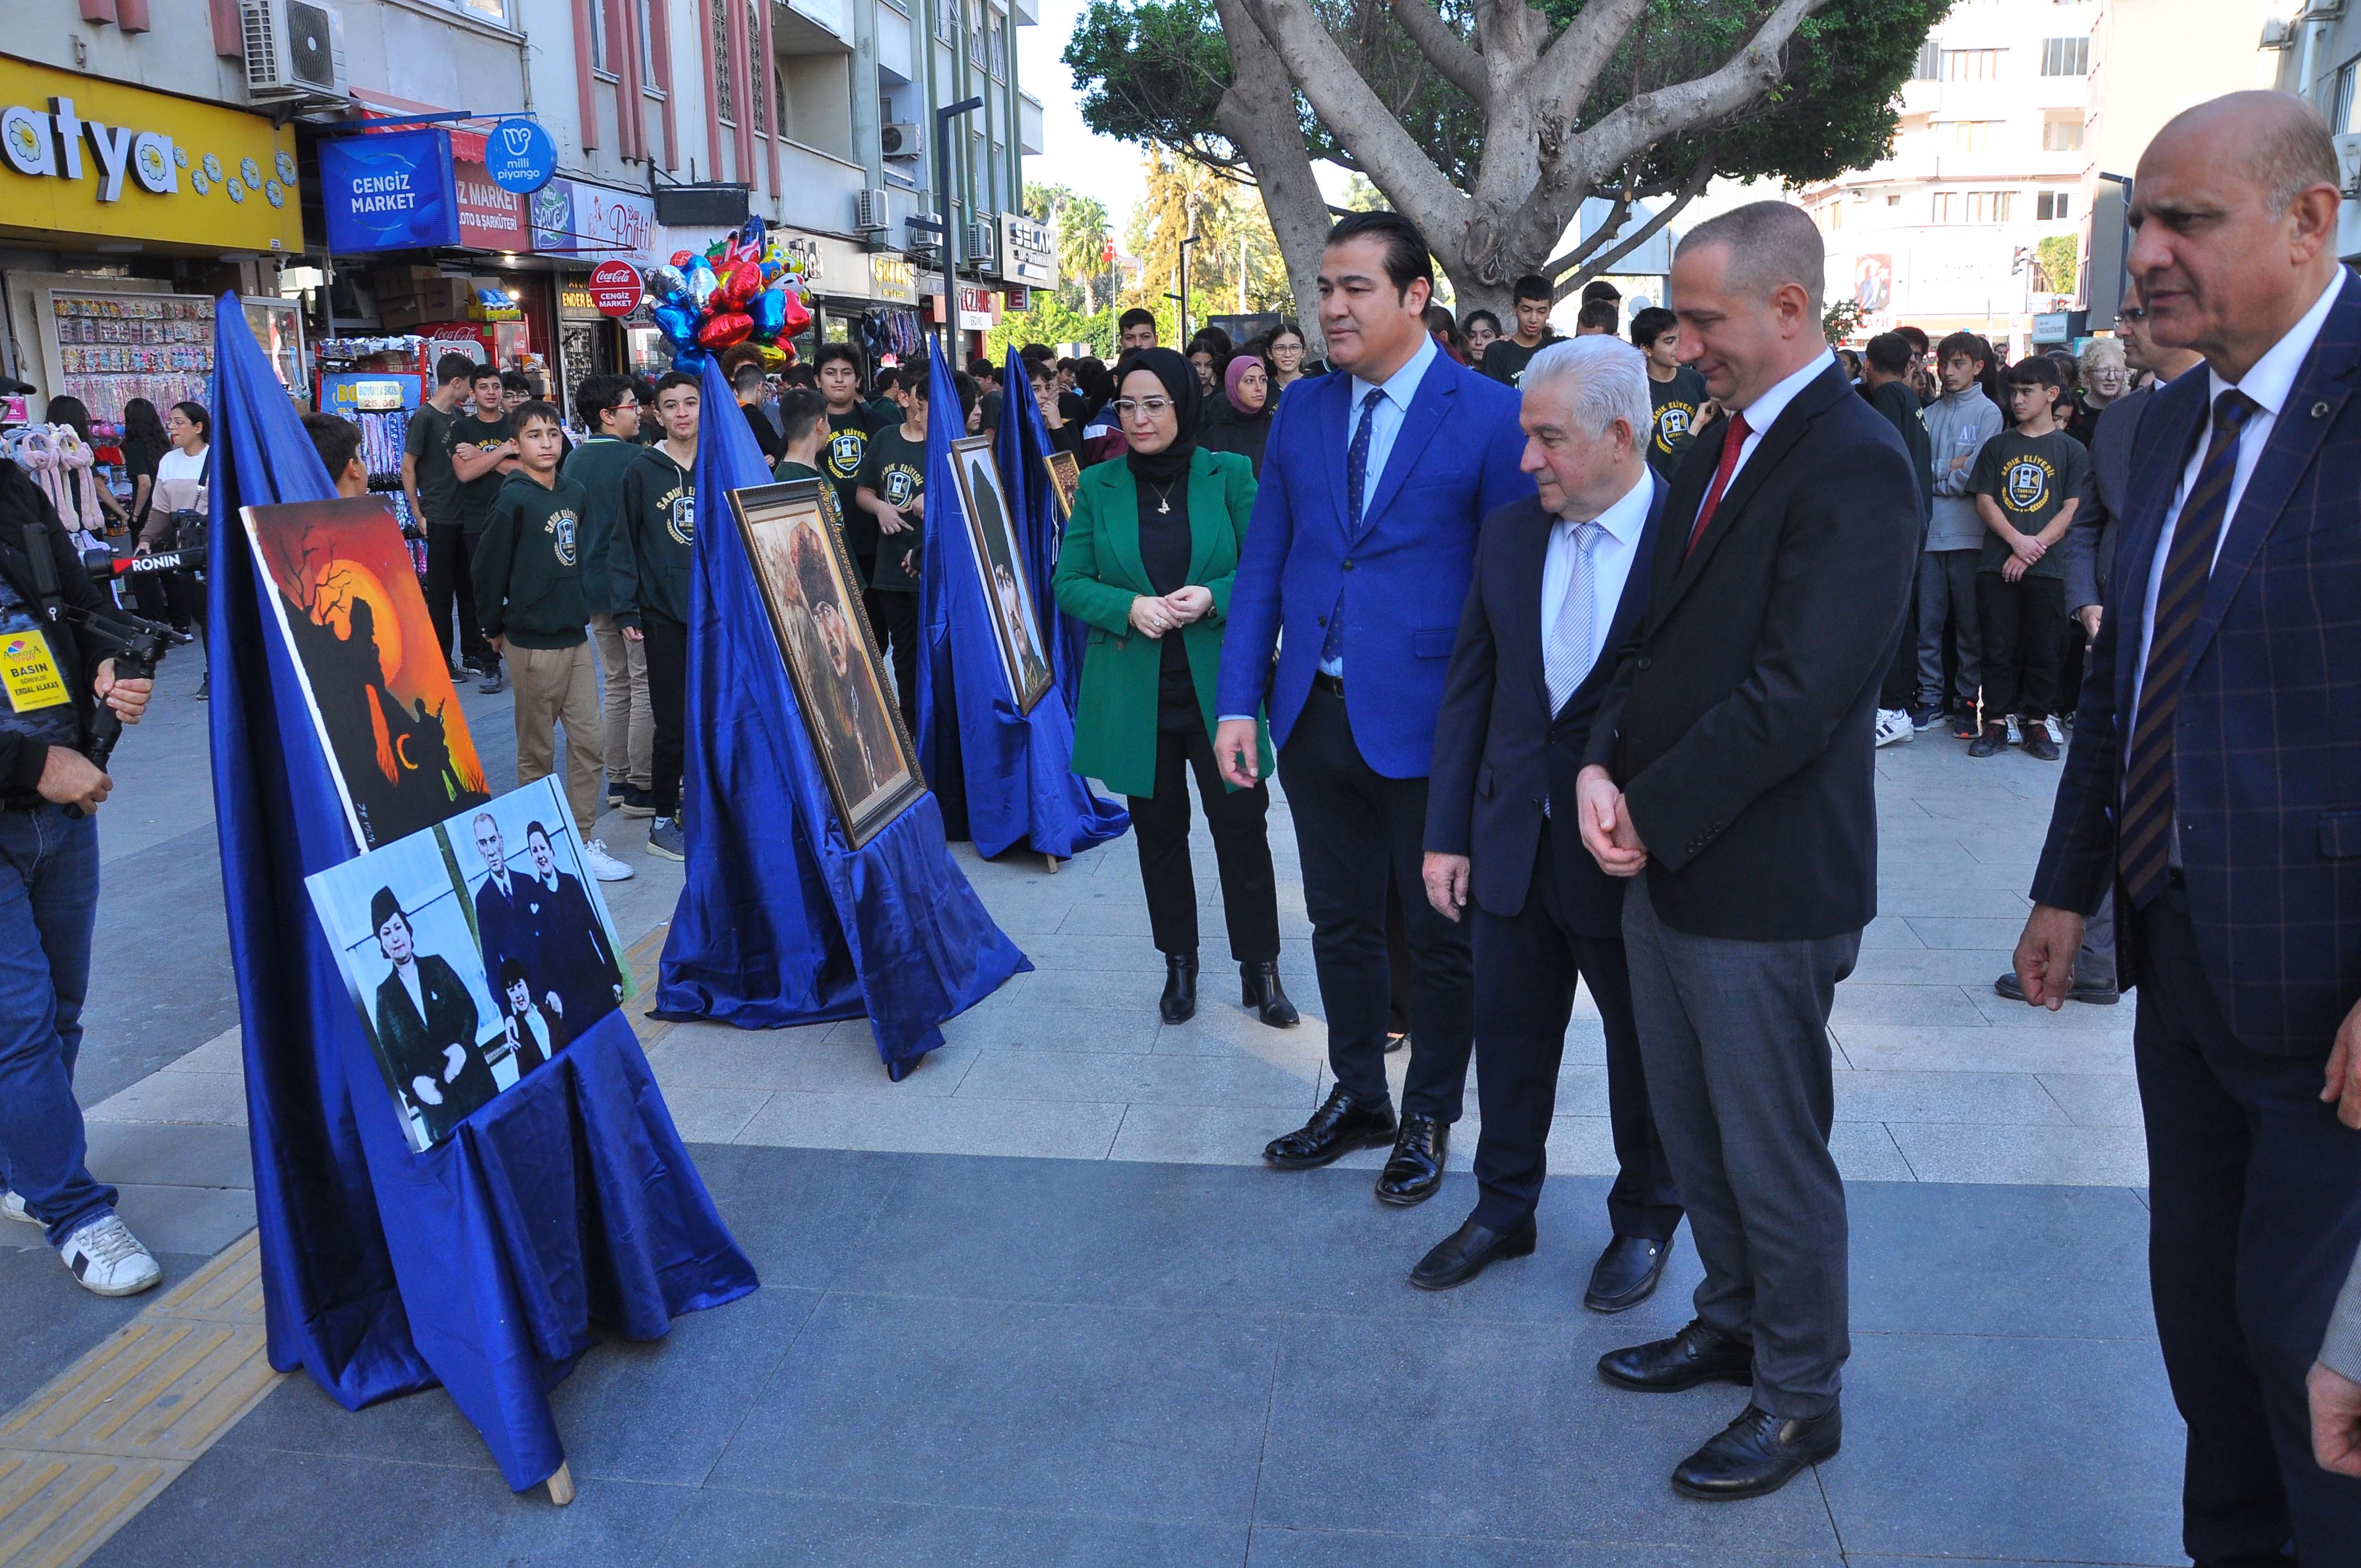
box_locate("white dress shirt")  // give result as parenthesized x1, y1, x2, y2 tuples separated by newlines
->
(2131, 269, 2345, 725)
(394, 957, 425, 1018)
(1319, 331, 1442, 679)
(1539, 466, 1652, 695)
(1720, 348, 1837, 490)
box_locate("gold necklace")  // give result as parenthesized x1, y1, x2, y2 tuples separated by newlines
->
(1149, 477, 1180, 514)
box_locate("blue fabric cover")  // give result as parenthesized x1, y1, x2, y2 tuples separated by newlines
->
(994, 352, 1087, 712)
(206, 296, 757, 1493)
(915, 352, 1128, 861)
(654, 358, 1027, 1076)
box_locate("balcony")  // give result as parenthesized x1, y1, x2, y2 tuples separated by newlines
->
(775, 0, 852, 53)
(1019, 91, 1044, 157)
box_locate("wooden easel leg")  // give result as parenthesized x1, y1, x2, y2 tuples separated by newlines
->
(1045, 855, 1061, 875)
(546, 1462, 575, 1506)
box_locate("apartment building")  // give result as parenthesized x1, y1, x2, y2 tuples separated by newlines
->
(2271, 0, 2361, 261)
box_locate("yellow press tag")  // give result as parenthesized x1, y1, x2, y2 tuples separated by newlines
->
(0, 630, 71, 712)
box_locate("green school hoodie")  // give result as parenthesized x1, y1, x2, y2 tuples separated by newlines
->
(559, 434, 646, 618)
(472, 470, 592, 649)
(613, 445, 697, 629)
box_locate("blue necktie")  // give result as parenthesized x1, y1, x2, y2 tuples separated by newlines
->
(1324, 387, 1387, 666)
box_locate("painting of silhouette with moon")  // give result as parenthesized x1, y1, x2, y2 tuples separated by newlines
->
(244, 496, 492, 848)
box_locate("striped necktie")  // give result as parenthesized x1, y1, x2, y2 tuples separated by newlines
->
(2118, 389, 2257, 908)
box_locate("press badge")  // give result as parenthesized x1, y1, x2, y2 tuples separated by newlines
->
(0, 631, 71, 712)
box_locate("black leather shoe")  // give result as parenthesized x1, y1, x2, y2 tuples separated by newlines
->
(1993, 970, 2120, 1006)
(1410, 1215, 1537, 1290)
(1671, 1402, 1841, 1500)
(1239, 962, 1299, 1027)
(1263, 1086, 1397, 1169)
(1597, 1319, 1754, 1392)
(1159, 953, 1199, 1024)
(1374, 1113, 1447, 1206)
(1585, 1234, 1672, 1313)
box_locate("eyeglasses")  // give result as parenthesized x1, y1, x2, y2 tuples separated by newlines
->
(2119, 307, 2148, 323)
(1111, 397, 1174, 418)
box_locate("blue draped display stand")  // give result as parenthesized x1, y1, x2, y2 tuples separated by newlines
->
(652, 359, 1027, 1078)
(995, 351, 1088, 715)
(205, 298, 758, 1494)
(915, 352, 1128, 861)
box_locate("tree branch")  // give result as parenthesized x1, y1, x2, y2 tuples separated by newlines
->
(1545, 154, 1713, 297)
(1386, 0, 1487, 100)
(1565, 0, 1831, 181)
(1547, 181, 1635, 280)
(1214, 0, 1337, 350)
(1530, 0, 1650, 126)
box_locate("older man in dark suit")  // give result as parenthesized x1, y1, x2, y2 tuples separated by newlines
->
(1416, 335, 1681, 1307)
(1574, 201, 1920, 1500)
(2012, 92, 2361, 1561)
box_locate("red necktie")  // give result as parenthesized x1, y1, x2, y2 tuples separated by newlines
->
(1685, 409, 1753, 558)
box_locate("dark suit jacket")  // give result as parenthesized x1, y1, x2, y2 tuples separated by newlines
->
(1216, 348, 1534, 777)
(527, 870, 620, 1033)
(373, 954, 494, 1140)
(2031, 272, 2361, 1057)
(1584, 361, 1922, 940)
(2060, 381, 2158, 613)
(1426, 477, 1666, 934)
(473, 870, 531, 990)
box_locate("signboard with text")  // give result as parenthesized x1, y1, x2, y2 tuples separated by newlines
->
(589, 259, 642, 317)
(483, 118, 557, 194)
(530, 179, 658, 267)
(455, 159, 529, 251)
(999, 213, 1057, 288)
(320, 129, 461, 254)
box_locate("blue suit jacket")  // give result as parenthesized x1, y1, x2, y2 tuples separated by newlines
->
(2031, 269, 2361, 1056)
(1215, 351, 1533, 776)
(1424, 476, 1666, 932)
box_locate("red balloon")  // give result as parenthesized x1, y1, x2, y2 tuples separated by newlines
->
(697, 310, 753, 348)
(778, 291, 812, 339)
(669, 250, 696, 270)
(718, 260, 764, 309)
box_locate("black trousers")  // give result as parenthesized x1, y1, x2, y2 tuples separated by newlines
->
(1974, 571, 2066, 721)
(1277, 684, 1473, 1120)
(865, 587, 920, 735)
(640, 613, 688, 818)
(426, 522, 491, 667)
(1125, 718, 1281, 963)
(1471, 822, 1682, 1239)
(2134, 886, 2361, 1566)
(1878, 540, 1921, 711)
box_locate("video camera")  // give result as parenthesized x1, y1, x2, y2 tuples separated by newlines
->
(64, 605, 190, 773)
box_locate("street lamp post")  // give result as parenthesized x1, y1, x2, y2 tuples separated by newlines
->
(934, 96, 986, 373)
(1173, 235, 1200, 347)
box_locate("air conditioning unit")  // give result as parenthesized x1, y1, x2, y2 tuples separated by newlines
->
(241, 0, 350, 106)
(880, 122, 923, 160)
(2305, 0, 2347, 21)
(2261, 17, 2297, 48)
(855, 188, 894, 232)
(964, 219, 997, 262)
(2336, 132, 2361, 196)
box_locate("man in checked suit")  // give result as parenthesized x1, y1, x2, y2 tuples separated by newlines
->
(1215, 211, 1532, 1206)
(1415, 336, 1682, 1308)
(1574, 202, 1920, 1500)
(2012, 93, 2361, 1560)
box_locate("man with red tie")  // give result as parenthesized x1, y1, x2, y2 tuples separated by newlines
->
(2013, 92, 2361, 1562)
(1570, 202, 1920, 1500)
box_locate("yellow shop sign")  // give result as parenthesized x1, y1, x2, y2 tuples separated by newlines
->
(0, 56, 302, 255)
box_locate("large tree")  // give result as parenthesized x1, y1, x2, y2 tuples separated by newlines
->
(1068, 0, 1948, 317)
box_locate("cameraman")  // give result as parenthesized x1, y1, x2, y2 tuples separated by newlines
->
(0, 458, 159, 1295)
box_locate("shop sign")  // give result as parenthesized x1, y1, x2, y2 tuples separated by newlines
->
(531, 178, 658, 266)
(320, 129, 463, 254)
(589, 259, 643, 317)
(999, 213, 1057, 288)
(0, 57, 302, 253)
(483, 117, 557, 195)
(455, 159, 529, 251)
(775, 230, 824, 284)
(2031, 311, 2071, 345)
(558, 281, 601, 320)
(956, 284, 996, 333)
(869, 253, 916, 304)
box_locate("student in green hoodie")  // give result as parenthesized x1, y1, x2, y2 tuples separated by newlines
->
(773, 388, 829, 486)
(562, 375, 655, 820)
(474, 402, 633, 884)
(613, 369, 701, 861)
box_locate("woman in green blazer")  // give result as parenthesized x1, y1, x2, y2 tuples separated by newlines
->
(1053, 349, 1296, 1029)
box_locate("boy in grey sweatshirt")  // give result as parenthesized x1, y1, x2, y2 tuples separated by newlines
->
(1914, 333, 2006, 733)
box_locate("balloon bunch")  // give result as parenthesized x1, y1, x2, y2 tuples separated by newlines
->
(645, 214, 815, 373)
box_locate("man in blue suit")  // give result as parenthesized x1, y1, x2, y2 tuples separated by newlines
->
(2013, 92, 2361, 1561)
(1415, 337, 1682, 1304)
(1216, 211, 1533, 1205)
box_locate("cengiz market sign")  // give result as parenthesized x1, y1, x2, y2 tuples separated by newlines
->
(0, 57, 302, 255)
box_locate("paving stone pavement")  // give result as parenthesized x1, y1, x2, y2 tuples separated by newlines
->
(15, 669, 2189, 1564)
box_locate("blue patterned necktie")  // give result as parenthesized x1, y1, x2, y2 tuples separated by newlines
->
(1544, 520, 1603, 715)
(1323, 386, 1388, 666)
(2118, 389, 2257, 908)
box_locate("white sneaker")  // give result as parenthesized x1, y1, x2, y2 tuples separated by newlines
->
(2004, 713, 2023, 747)
(2044, 716, 2065, 745)
(1, 1189, 37, 1226)
(58, 1214, 161, 1297)
(1873, 708, 1914, 748)
(581, 838, 634, 883)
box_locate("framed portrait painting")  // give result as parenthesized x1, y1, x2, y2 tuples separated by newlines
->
(949, 436, 1054, 714)
(1041, 449, 1080, 521)
(727, 478, 927, 847)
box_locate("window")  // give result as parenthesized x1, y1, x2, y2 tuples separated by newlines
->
(2042, 116, 2084, 151)
(454, 0, 509, 21)
(934, 0, 954, 43)
(2333, 58, 2359, 136)
(2041, 36, 2089, 75)
(968, 2, 986, 67)
(747, 3, 768, 133)
(1944, 120, 1998, 154)
(639, 0, 656, 81)
(988, 13, 1007, 79)
(2038, 191, 2071, 221)
(589, 0, 607, 69)
(1933, 190, 2015, 224)
(1913, 40, 1941, 81)
(1942, 48, 2002, 82)
(712, 3, 734, 123)
(1885, 193, 1901, 206)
